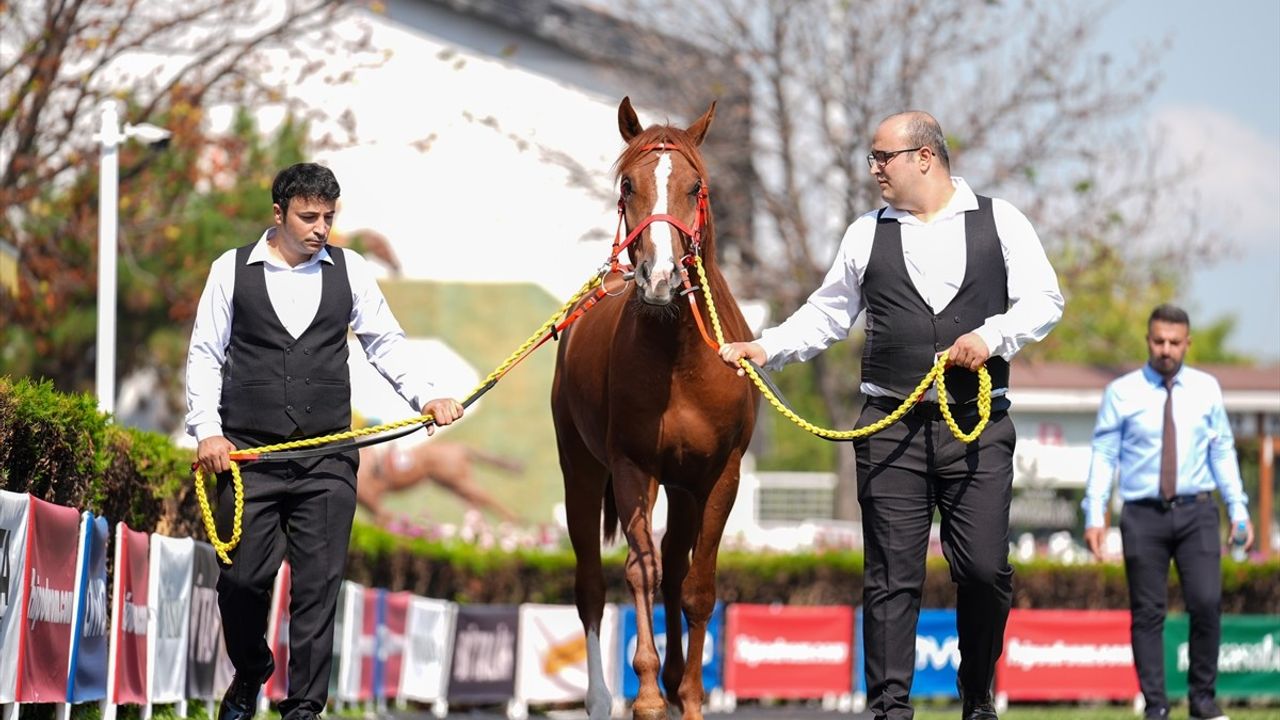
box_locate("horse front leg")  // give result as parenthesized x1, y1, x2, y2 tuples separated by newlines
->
(660, 488, 698, 715)
(615, 467, 666, 720)
(676, 462, 741, 720)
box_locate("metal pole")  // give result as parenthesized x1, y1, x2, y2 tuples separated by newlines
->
(96, 100, 122, 416)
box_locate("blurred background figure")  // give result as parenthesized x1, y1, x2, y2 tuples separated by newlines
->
(357, 441, 521, 525)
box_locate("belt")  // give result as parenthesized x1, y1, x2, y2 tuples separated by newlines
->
(1127, 491, 1212, 510)
(865, 395, 1010, 420)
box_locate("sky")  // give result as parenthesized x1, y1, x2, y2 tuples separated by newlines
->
(1096, 0, 1280, 362)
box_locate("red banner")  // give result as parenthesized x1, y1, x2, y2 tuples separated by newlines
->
(109, 524, 150, 705)
(16, 497, 81, 701)
(264, 562, 292, 701)
(724, 604, 853, 698)
(381, 591, 410, 699)
(360, 588, 380, 699)
(997, 609, 1138, 701)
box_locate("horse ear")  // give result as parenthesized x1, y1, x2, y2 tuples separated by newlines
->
(686, 100, 717, 147)
(618, 97, 644, 141)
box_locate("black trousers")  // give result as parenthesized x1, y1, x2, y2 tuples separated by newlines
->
(215, 433, 358, 720)
(855, 400, 1016, 720)
(1120, 497, 1223, 712)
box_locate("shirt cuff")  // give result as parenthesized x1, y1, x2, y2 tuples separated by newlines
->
(972, 325, 1003, 360)
(1228, 502, 1250, 526)
(194, 422, 224, 443)
(1083, 502, 1107, 528)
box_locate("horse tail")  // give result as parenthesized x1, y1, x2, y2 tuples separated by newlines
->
(602, 475, 618, 544)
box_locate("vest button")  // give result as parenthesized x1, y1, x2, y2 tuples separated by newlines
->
(303, 347, 311, 355)
(305, 406, 313, 413)
(286, 375, 292, 382)
(286, 405, 294, 412)
(954, 316, 961, 323)
(305, 377, 311, 385)
(286, 348, 292, 354)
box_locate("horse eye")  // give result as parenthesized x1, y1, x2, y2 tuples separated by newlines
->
(689, 180, 702, 196)
(621, 178, 632, 197)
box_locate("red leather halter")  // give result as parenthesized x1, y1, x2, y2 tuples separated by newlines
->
(606, 141, 710, 276)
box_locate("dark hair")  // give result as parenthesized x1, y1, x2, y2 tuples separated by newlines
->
(1149, 303, 1190, 330)
(271, 163, 340, 215)
(902, 112, 950, 171)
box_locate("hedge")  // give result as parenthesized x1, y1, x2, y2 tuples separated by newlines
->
(3, 376, 1276, 613)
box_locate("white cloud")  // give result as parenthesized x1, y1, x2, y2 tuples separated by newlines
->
(1151, 105, 1280, 247)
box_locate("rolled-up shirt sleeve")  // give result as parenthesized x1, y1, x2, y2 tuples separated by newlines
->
(346, 251, 435, 411)
(972, 199, 1064, 360)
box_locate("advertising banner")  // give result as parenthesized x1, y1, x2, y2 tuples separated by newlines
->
(398, 596, 455, 703)
(108, 523, 151, 705)
(1164, 614, 1280, 698)
(360, 588, 385, 700)
(854, 608, 958, 698)
(18, 496, 80, 702)
(67, 511, 110, 703)
(0, 491, 31, 703)
(263, 561, 292, 701)
(515, 603, 619, 704)
(335, 581, 367, 703)
(619, 602, 723, 699)
(997, 609, 1138, 701)
(725, 604, 852, 699)
(380, 591, 410, 700)
(448, 604, 519, 704)
(186, 542, 228, 700)
(147, 535, 194, 703)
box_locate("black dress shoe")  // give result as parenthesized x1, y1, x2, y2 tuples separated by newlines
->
(962, 696, 999, 720)
(219, 660, 273, 720)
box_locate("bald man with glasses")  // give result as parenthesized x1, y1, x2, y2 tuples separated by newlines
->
(721, 112, 1063, 720)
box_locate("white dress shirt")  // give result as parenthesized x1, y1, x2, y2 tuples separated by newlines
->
(757, 177, 1063, 399)
(185, 230, 434, 441)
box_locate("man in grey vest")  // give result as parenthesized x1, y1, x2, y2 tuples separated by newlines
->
(185, 163, 463, 720)
(720, 112, 1063, 719)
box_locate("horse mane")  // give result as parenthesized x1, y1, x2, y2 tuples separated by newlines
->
(612, 125, 710, 185)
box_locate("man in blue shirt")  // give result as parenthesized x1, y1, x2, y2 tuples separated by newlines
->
(1083, 304, 1253, 720)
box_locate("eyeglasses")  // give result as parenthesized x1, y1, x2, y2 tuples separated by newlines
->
(865, 146, 923, 170)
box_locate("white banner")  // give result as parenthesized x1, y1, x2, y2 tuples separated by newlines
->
(335, 581, 365, 702)
(515, 603, 618, 704)
(0, 490, 31, 703)
(147, 535, 194, 703)
(398, 596, 456, 703)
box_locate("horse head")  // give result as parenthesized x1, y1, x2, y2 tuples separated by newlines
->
(614, 96, 716, 308)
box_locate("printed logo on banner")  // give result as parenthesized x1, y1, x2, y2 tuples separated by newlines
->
(398, 596, 454, 703)
(854, 608, 960, 699)
(0, 491, 31, 704)
(515, 603, 618, 704)
(448, 605, 518, 704)
(68, 512, 110, 703)
(1165, 614, 1280, 699)
(619, 603, 723, 699)
(997, 609, 1137, 701)
(725, 604, 852, 699)
(187, 542, 225, 700)
(20, 497, 82, 702)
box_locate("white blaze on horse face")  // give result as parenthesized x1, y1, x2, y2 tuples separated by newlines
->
(645, 152, 677, 288)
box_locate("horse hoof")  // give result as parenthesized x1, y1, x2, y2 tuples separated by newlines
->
(632, 706, 668, 720)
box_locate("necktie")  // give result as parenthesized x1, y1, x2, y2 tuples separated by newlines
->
(1159, 376, 1177, 500)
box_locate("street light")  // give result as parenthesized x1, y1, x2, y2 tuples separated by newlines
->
(95, 100, 170, 416)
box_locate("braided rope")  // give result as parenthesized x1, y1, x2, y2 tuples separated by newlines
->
(194, 275, 601, 564)
(693, 256, 992, 443)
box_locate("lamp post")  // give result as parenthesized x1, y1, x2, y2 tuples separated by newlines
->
(95, 100, 170, 415)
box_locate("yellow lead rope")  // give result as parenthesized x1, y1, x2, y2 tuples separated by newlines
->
(692, 256, 992, 443)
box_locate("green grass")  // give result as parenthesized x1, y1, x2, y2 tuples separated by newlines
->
(910, 707, 1280, 720)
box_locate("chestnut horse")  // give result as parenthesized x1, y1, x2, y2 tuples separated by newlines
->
(551, 97, 758, 720)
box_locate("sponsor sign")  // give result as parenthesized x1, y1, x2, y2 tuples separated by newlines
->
(335, 581, 366, 702)
(515, 603, 619, 704)
(360, 588, 384, 700)
(398, 596, 455, 703)
(448, 604, 519, 704)
(18, 496, 80, 701)
(0, 491, 31, 703)
(379, 591, 410, 700)
(67, 512, 110, 702)
(1164, 614, 1280, 698)
(997, 609, 1138, 700)
(263, 561, 291, 701)
(147, 535, 194, 703)
(186, 542, 228, 700)
(618, 602, 724, 699)
(854, 608, 958, 698)
(108, 523, 151, 705)
(725, 604, 852, 699)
